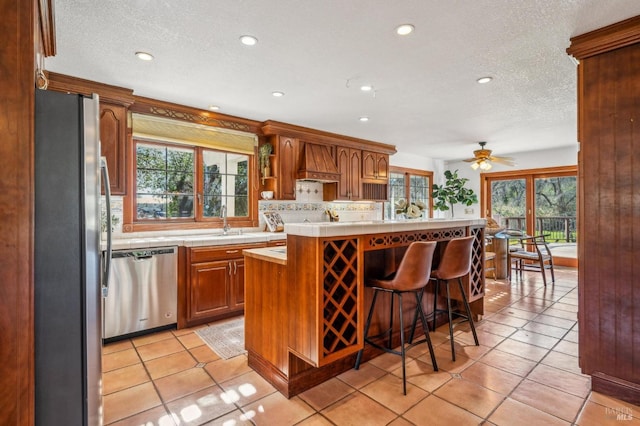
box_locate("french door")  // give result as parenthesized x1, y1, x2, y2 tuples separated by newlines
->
(481, 166, 577, 265)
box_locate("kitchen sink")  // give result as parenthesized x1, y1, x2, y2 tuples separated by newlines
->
(210, 230, 243, 237)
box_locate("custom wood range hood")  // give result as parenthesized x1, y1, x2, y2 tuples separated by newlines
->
(296, 142, 340, 182)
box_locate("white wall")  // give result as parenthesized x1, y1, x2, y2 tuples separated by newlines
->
(390, 145, 578, 219)
(390, 151, 442, 171)
(444, 145, 578, 218)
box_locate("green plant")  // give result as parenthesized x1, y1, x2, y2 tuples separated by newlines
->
(431, 169, 478, 216)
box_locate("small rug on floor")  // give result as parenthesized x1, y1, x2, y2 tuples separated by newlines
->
(195, 318, 246, 360)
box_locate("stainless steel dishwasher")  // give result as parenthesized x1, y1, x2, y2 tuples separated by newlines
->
(103, 246, 178, 339)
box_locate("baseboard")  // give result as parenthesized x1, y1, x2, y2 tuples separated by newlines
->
(592, 372, 640, 406)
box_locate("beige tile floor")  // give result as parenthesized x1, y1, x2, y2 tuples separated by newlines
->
(103, 267, 640, 425)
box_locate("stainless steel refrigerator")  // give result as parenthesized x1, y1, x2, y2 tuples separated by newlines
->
(34, 89, 111, 425)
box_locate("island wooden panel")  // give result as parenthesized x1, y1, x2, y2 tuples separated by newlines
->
(244, 224, 486, 397)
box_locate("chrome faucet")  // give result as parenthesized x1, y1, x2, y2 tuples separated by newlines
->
(221, 205, 231, 235)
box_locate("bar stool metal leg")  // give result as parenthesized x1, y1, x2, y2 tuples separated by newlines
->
(444, 279, 456, 360)
(398, 293, 407, 395)
(416, 293, 438, 370)
(457, 277, 479, 347)
(355, 290, 379, 370)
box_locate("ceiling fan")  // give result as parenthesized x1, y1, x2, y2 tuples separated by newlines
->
(463, 141, 515, 170)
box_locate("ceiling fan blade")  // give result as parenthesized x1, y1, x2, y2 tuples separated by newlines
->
(490, 156, 516, 166)
(463, 158, 477, 162)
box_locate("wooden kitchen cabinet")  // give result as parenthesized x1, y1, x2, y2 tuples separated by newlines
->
(361, 151, 389, 183)
(262, 136, 299, 200)
(190, 260, 233, 321)
(100, 101, 128, 195)
(261, 120, 396, 202)
(182, 242, 265, 327)
(331, 146, 361, 200)
(45, 72, 134, 196)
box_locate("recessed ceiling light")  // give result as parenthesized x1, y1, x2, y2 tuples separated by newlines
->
(396, 24, 414, 36)
(135, 51, 154, 61)
(208, 105, 220, 111)
(359, 116, 369, 122)
(360, 85, 373, 92)
(240, 35, 258, 46)
(272, 91, 284, 97)
(477, 76, 493, 84)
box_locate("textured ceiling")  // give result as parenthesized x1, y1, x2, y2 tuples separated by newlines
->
(46, 0, 640, 161)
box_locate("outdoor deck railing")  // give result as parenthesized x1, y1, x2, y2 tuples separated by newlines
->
(502, 216, 577, 242)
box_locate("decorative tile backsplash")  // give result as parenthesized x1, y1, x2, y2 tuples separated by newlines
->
(107, 181, 384, 237)
(101, 195, 124, 235)
(259, 181, 383, 226)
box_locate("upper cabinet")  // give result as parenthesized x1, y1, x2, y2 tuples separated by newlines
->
(261, 120, 396, 202)
(361, 150, 389, 183)
(258, 135, 299, 200)
(275, 135, 299, 200)
(331, 146, 361, 200)
(45, 72, 135, 195)
(100, 101, 128, 194)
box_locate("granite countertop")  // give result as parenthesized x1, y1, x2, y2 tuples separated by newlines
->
(105, 231, 287, 250)
(243, 246, 287, 265)
(284, 218, 486, 238)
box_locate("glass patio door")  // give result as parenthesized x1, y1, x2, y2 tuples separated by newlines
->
(534, 175, 577, 260)
(483, 166, 577, 265)
(488, 178, 527, 231)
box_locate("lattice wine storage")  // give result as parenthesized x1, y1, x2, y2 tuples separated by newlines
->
(322, 238, 360, 359)
(468, 227, 484, 302)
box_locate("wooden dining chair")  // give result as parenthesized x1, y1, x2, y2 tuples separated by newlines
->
(509, 235, 555, 285)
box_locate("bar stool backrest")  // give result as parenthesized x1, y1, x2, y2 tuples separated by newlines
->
(434, 236, 475, 280)
(387, 241, 437, 292)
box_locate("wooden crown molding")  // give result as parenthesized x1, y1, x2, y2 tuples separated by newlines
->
(45, 71, 135, 106)
(567, 15, 640, 59)
(261, 120, 397, 155)
(131, 95, 262, 134)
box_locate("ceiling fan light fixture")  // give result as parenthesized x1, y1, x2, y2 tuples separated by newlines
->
(470, 162, 480, 170)
(479, 160, 492, 170)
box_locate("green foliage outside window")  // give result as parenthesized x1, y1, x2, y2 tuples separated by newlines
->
(135, 141, 250, 222)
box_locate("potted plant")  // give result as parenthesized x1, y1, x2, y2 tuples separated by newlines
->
(431, 169, 478, 217)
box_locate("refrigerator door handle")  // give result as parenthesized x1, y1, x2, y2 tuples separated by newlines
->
(101, 157, 113, 298)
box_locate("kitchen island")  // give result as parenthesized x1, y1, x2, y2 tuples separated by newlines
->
(243, 218, 486, 397)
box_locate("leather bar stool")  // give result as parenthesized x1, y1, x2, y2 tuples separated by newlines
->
(354, 241, 439, 395)
(430, 236, 479, 361)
